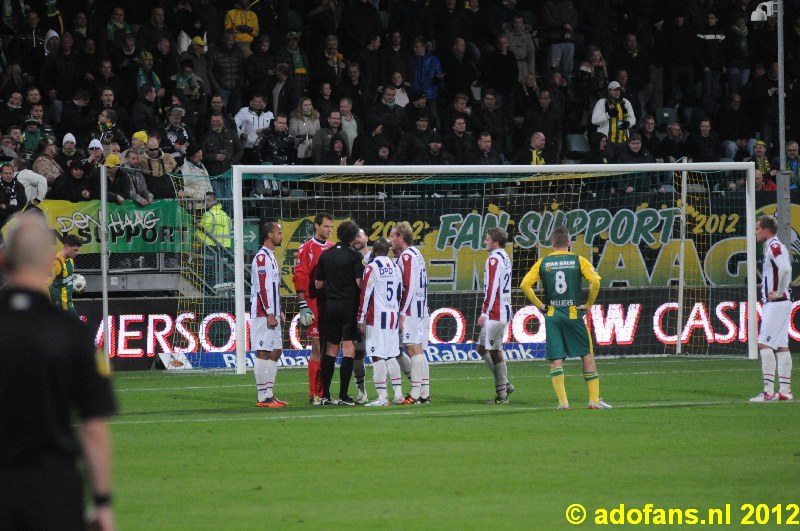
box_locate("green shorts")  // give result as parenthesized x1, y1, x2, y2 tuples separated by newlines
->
(544, 314, 593, 360)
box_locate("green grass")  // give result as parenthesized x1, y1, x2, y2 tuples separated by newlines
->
(111, 358, 800, 529)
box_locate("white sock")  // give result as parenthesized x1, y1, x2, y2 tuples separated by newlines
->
(777, 351, 793, 394)
(420, 355, 430, 399)
(482, 352, 494, 373)
(372, 359, 387, 401)
(410, 354, 423, 399)
(398, 351, 412, 380)
(760, 348, 776, 394)
(265, 359, 278, 398)
(255, 357, 268, 401)
(387, 357, 403, 400)
(354, 357, 366, 393)
(494, 361, 508, 399)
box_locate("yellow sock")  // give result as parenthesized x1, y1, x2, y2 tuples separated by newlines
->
(550, 368, 568, 405)
(584, 371, 599, 403)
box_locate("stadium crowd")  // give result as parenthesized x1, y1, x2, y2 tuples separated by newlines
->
(0, 0, 798, 220)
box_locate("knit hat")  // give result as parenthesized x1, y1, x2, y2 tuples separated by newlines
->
(88, 139, 103, 150)
(132, 131, 148, 144)
(24, 115, 39, 125)
(191, 36, 207, 47)
(286, 31, 300, 40)
(428, 130, 443, 143)
(104, 153, 121, 168)
(184, 143, 201, 159)
(140, 50, 153, 61)
(170, 107, 186, 117)
(62, 133, 76, 145)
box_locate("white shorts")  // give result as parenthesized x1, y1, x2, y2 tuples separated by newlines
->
(758, 300, 791, 349)
(251, 316, 283, 352)
(401, 315, 429, 347)
(365, 325, 400, 360)
(478, 320, 507, 350)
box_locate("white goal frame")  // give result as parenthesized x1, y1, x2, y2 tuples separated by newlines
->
(230, 162, 758, 374)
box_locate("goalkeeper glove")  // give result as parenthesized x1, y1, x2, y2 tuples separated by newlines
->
(298, 300, 315, 327)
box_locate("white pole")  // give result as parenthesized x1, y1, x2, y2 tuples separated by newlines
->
(232, 166, 247, 374)
(676, 165, 688, 355)
(746, 164, 759, 360)
(776, 0, 790, 246)
(100, 165, 110, 372)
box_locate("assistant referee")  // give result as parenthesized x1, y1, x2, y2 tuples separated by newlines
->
(0, 213, 117, 530)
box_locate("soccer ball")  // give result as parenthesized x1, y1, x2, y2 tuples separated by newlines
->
(73, 274, 86, 293)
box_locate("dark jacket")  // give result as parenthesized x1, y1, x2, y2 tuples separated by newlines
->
(131, 98, 161, 135)
(254, 127, 297, 165)
(201, 126, 243, 176)
(48, 173, 95, 202)
(443, 131, 478, 165)
(208, 43, 245, 92)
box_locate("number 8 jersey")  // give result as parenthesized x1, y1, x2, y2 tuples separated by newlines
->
(481, 248, 512, 322)
(532, 251, 600, 319)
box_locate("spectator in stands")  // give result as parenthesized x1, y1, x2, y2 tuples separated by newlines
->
(696, 11, 725, 115)
(270, 63, 303, 117)
(289, 97, 320, 164)
(615, 133, 654, 166)
(686, 118, 722, 163)
(591, 81, 636, 160)
(124, 131, 148, 160)
(121, 150, 153, 207)
(725, 14, 752, 96)
(152, 38, 179, 92)
(11, 11, 47, 83)
(245, 36, 275, 98)
(54, 133, 77, 173)
(379, 31, 412, 88)
(0, 92, 25, 133)
(180, 37, 211, 100)
(92, 86, 130, 135)
(338, 98, 361, 156)
(370, 86, 408, 148)
(83, 139, 105, 171)
(439, 38, 479, 103)
(31, 138, 62, 184)
(312, 110, 342, 165)
(319, 132, 357, 165)
(660, 122, 687, 162)
(136, 52, 165, 109)
(253, 113, 294, 196)
(163, 108, 193, 165)
(225, 0, 259, 58)
(611, 33, 651, 120)
(0, 162, 26, 226)
(513, 131, 547, 165)
(473, 89, 511, 157)
(338, 62, 371, 121)
(90, 108, 130, 155)
(179, 144, 213, 212)
(339, 0, 381, 58)
(750, 62, 780, 152)
(137, 7, 172, 54)
(639, 115, 663, 163)
(717, 93, 755, 159)
(506, 14, 536, 83)
(412, 130, 454, 165)
(276, 32, 310, 98)
(10, 158, 45, 205)
(315, 82, 337, 120)
(27, 104, 55, 142)
(313, 34, 346, 94)
(411, 37, 444, 129)
(40, 31, 80, 123)
(405, 90, 431, 126)
(105, 7, 131, 51)
(441, 93, 474, 136)
(140, 137, 178, 199)
(98, 154, 130, 205)
(582, 132, 610, 165)
(480, 34, 517, 123)
(395, 114, 431, 164)
(48, 161, 93, 202)
(522, 89, 562, 164)
(0, 136, 17, 160)
(364, 136, 396, 166)
(444, 116, 478, 165)
(233, 93, 272, 164)
(542, 0, 579, 78)
(21, 115, 45, 155)
(754, 169, 777, 191)
(93, 61, 127, 107)
(577, 46, 609, 114)
(131, 85, 161, 135)
(470, 131, 505, 164)
(208, 31, 245, 113)
(780, 141, 800, 189)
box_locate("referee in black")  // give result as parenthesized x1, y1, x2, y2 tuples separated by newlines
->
(0, 213, 117, 530)
(315, 220, 364, 405)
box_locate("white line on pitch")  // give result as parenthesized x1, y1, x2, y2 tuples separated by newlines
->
(109, 399, 798, 426)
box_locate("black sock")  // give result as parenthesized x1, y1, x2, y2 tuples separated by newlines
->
(339, 357, 354, 399)
(321, 355, 336, 399)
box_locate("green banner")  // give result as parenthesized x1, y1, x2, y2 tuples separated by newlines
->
(40, 199, 192, 253)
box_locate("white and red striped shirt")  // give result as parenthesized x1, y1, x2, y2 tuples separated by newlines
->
(481, 248, 512, 321)
(358, 256, 401, 328)
(396, 246, 429, 318)
(762, 235, 792, 303)
(251, 246, 281, 318)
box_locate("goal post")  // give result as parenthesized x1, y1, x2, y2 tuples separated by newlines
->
(220, 162, 757, 374)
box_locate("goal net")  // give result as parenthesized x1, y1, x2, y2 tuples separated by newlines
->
(171, 163, 757, 373)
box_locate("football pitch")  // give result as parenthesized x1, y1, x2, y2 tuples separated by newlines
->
(111, 357, 799, 529)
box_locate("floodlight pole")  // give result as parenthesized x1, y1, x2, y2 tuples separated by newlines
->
(775, 0, 791, 247)
(100, 165, 111, 373)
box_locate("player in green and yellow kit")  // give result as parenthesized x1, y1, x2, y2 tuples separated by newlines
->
(49, 234, 82, 316)
(520, 226, 611, 410)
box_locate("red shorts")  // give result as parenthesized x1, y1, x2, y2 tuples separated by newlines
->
(307, 298, 322, 339)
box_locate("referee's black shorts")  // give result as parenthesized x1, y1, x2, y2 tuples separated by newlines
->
(323, 299, 360, 344)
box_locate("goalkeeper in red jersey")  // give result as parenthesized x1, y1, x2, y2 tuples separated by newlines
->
(293, 213, 334, 405)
